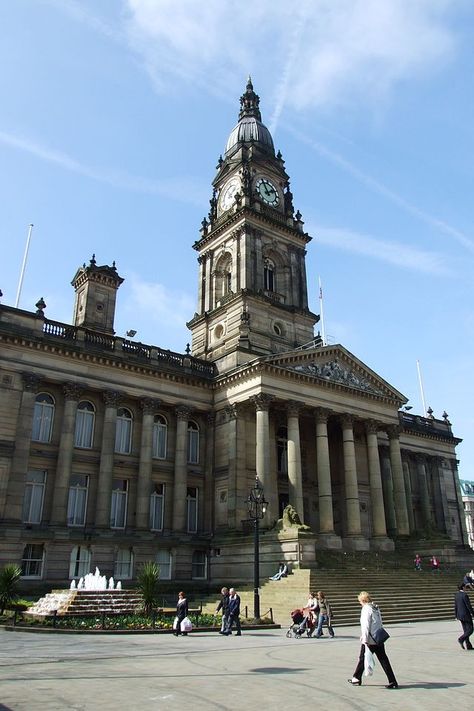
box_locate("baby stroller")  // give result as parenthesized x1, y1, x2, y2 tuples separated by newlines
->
(286, 608, 316, 638)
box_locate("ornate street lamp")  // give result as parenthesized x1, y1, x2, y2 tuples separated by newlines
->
(247, 476, 268, 620)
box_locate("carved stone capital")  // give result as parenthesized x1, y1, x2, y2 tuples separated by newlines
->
(250, 393, 275, 412)
(103, 390, 123, 408)
(339, 413, 354, 429)
(63, 382, 83, 401)
(176, 405, 193, 420)
(314, 407, 331, 424)
(140, 397, 160, 415)
(224, 403, 244, 421)
(365, 419, 380, 436)
(287, 400, 304, 417)
(206, 411, 216, 426)
(414, 453, 426, 465)
(386, 424, 401, 440)
(21, 372, 41, 392)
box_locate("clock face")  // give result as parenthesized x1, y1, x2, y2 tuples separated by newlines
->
(256, 178, 279, 206)
(220, 178, 240, 211)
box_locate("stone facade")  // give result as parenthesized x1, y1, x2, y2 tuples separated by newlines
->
(0, 81, 467, 586)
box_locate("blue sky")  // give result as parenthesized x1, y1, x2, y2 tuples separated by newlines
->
(1, 1, 473, 478)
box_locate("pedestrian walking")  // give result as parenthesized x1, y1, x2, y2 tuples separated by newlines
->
(215, 586, 230, 633)
(455, 584, 474, 650)
(223, 588, 241, 636)
(348, 591, 398, 689)
(173, 591, 189, 636)
(314, 590, 335, 638)
(414, 554, 422, 571)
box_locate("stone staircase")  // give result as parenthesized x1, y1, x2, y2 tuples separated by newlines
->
(200, 568, 465, 627)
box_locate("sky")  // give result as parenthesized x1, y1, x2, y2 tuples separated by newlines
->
(1, 0, 473, 479)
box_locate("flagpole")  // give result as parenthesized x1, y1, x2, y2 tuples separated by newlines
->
(319, 276, 326, 346)
(15, 223, 34, 308)
(416, 359, 427, 416)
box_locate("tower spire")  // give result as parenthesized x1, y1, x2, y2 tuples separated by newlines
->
(239, 76, 262, 122)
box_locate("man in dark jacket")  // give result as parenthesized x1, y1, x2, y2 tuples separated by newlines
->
(223, 588, 241, 636)
(215, 587, 230, 634)
(455, 584, 474, 650)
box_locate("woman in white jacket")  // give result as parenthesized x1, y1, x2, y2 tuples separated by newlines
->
(348, 591, 398, 689)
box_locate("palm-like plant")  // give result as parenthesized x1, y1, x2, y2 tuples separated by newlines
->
(0, 563, 22, 614)
(137, 561, 160, 615)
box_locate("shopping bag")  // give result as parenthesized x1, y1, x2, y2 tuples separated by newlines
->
(172, 616, 179, 630)
(181, 616, 193, 632)
(364, 645, 375, 676)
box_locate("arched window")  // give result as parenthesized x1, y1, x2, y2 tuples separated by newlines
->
(74, 401, 95, 448)
(187, 421, 199, 464)
(264, 258, 275, 292)
(214, 253, 233, 306)
(69, 545, 91, 578)
(277, 426, 288, 474)
(192, 550, 207, 579)
(150, 483, 165, 531)
(115, 408, 133, 454)
(32, 393, 55, 442)
(114, 549, 133, 579)
(152, 414, 167, 459)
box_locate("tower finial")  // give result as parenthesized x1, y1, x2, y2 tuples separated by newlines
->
(239, 77, 261, 122)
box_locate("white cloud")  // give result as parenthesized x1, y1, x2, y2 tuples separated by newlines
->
(310, 223, 452, 275)
(0, 130, 206, 206)
(124, 0, 458, 111)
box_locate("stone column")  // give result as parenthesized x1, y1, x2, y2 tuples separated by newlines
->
(203, 412, 215, 533)
(449, 457, 469, 545)
(380, 446, 397, 537)
(415, 454, 432, 529)
(95, 390, 122, 528)
(172, 405, 191, 532)
(340, 414, 362, 537)
(4, 373, 40, 522)
(135, 398, 159, 530)
(365, 420, 388, 539)
(287, 401, 304, 522)
(387, 425, 409, 535)
(250, 394, 276, 526)
(314, 408, 335, 534)
(51, 383, 83, 525)
(401, 456, 415, 533)
(431, 456, 449, 534)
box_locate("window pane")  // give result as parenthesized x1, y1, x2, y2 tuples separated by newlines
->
(115, 411, 132, 454)
(192, 551, 207, 579)
(21, 544, 44, 578)
(152, 417, 167, 459)
(111, 480, 128, 528)
(187, 487, 198, 533)
(32, 396, 54, 442)
(150, 485, 164, 531)
(114, 549, 133, 579)
(187, 423, 199, 464)
(75, 403, 95, 448)
(22, 471, 46, 524)
(156, 550, 171, 579)
(69, 545, 91, 578)
(67, 476, 88, 526)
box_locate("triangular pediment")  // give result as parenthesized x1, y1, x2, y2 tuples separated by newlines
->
(261, 344, 407, 403)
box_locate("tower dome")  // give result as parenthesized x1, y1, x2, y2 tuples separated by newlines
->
(224, 78, 274, 157)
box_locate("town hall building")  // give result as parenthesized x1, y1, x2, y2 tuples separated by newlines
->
(0, 80, 467, 587)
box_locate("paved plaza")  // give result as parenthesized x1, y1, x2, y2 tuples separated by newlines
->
(0, 619, 472, 710)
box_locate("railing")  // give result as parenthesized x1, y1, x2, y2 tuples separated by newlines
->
(43, 320, 77, 340)
(122, 340, 151, 359)
(85, 330, 115, 350)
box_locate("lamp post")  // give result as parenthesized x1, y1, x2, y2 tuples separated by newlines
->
(247, 476, 267, 620)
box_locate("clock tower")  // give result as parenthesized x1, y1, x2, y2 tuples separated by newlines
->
(187, 78, 319, 372)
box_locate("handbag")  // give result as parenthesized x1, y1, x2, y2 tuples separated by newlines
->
(181, 616, 193, 632)
(372, 627, 390, 644)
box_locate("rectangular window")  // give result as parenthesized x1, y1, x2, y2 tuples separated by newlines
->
(152, 420, 167, 459)
(110, 479, 128, 529)
(156, 549, 171, 580)
(67, 474, 89, 526)
(114, 549, 133, 579)
(22, 470, 46, 524)
(187, 487, 198, 533)
(21, 543, 44, 578)
(192, 551, 207, 579)
(150, 483, 165, 531)
(69, 545, 91, 578)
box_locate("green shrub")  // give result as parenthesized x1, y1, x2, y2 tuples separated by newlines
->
(136, 561, 160, 615)
(0, 563, 22, 614)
